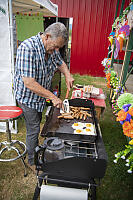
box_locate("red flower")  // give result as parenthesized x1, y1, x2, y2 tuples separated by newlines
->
(124, 130, 133, 138)
(123, 121, 131, 131)
(117, 110, 127, 121)
(106, 73, 111, 81)
(128, 107, 133, 116)
(107, 81, 111, 88)
(122, 121, 133, 138)
(130, 119, 133, 129)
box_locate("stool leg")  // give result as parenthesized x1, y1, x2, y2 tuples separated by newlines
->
(12, 146, 27, 177)
(0, 140, 27, 161)
(0, 146, 8, 155)
(0, 121, 27, 176)
(13, 140, 26, 155)
(20, 157, 27, 177)
(6, 121, 11, 143)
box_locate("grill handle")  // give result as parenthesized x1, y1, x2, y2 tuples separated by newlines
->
(34, 144, 47, 166)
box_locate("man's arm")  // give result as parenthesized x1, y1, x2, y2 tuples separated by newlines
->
(22, 77, 63, 108)
(58, 61, 74, 91)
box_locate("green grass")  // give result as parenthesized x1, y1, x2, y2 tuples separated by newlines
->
(0, 74, 132, 200)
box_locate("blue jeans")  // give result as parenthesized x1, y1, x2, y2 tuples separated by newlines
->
(17, 102, 42, 165)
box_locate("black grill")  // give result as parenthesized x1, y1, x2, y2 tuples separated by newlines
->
(33, 99, 107, 200)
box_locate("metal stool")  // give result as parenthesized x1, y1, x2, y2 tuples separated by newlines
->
(0, 106, 27, 176)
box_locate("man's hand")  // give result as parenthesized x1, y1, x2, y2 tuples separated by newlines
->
(51, 96, 64, 109)
(65, 74, 74, 91)
(58, 61, 74, 91)
(22, 77, 63, 109)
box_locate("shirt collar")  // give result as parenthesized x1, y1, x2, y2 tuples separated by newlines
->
(37, 32, 46, 54)
(36, 32, 57, 59)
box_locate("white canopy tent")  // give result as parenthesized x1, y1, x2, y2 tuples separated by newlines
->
(0, 0, 58, 133)
(12, 0, 58, 16)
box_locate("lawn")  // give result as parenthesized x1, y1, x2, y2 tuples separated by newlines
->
(0, 74, 132, 200)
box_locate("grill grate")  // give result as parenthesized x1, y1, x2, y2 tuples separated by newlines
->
(64, 140, 98, 159)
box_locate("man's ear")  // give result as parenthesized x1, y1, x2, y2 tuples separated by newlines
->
(45, 33, 51, 40)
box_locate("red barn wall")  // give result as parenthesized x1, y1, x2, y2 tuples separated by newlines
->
(52, 0, 131, 77)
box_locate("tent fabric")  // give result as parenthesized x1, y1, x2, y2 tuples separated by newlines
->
(0, 0, 15, 106)
(15, 14, 44, 41)
(0, 0, 16, 133)
(0, 0, 58, 133)
(12, 0, 58, 16)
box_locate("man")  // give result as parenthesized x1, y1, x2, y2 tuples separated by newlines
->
(14, 22, 74, 169)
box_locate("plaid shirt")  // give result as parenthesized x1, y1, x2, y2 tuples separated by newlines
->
(14, 33, 63, 112)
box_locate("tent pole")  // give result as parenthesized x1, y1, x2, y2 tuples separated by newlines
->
(56, 17, 58, 22)
(8, 0, 18, 133)
(8, 0, 15, 86)
(9, 0, 16, 103)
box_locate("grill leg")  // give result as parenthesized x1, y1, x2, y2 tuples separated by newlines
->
(88, 183, 96, 200)
(33, 177, 43, 200)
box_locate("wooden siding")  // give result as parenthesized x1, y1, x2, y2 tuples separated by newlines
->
(52, 0, 131, 77)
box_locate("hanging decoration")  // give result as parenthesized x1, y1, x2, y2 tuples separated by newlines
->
(101, 0, 133, 174)
(15, 13, 44, 41)
(114, 25, 130, 58)
(108, 32, 115, 46)
(109, 1, 133, 59)
(101, 58, 111, 73)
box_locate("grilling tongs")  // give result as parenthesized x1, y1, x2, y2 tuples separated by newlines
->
(60, 89, 70, 113)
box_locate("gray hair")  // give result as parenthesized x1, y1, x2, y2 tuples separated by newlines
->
(44, 22, 68, 43)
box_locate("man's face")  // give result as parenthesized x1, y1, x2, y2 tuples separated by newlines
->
(45, 35, 65, 54)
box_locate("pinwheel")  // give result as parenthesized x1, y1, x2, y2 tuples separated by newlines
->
(108, 32, 115, 46)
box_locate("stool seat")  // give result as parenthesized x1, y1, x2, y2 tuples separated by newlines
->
(0, 106, 27, 176)
(0, 106, 23, 120)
